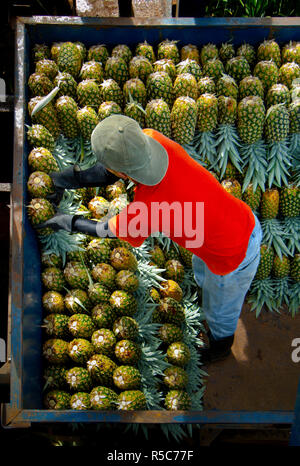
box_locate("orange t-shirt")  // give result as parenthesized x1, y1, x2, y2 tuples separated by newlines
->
(109, 129, 255, 275)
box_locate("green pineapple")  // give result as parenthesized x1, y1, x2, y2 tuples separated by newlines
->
(239, 76, 264, 99)
(282, 41, 300, 65)
(218, 96, 237, 125)
(173, 73, 198, 100)
(88, 283, 111, 305)
(54, 72, 77, 99)
(219, 42, 235, 63)
(113, 366, 141, 390)
(109, 290, 138, 317)
(221, 179, 242, 199)
(43, 366, 67, 390)
(146, 71, 173, 108)
(216, 74, 238, 99)
(91, 303, 117, 329)
(36, 59, 58, 80)
(98, 101, 122, 122)
(57, 42, 82, 78)
(123, 78, 147, 107)
(181, 44, 200, 63)
(68, 338, 94, 364)
(149, 245, 165, 267)
(279, 185, 300, 218)
(117, 390, 147, 410)
(164, 245, 180, 261)
(242, 184, 262, 211)
(77, 79, 101, 108)
(28, 97, 60, 140)
(157, 297, 185, 325)
(153, 59, 177, 81)
(164, 390, 191, 410)
(115, 270, 139, 293)
(129, 56, 153, 84)
(64, 262, 90, 289)
(167, 341, 190, 366)
(91, 263, 116, 290)
(197, 77, 215, 95)
(27, 198, 55, 234)
(77, 106, 99, 140)
(225, 56, 251, 82)
(290, 255, 300, 282)
(110, 247, 137, 271)
(88, 196, 110, 219)
(99, 79, 123, 108)
(44, 390, 71, 410)
(124, 102, 145, 128)
(87, 354, 117, 385)
(113, 316, 139, 340)
(112, 44, 132, 64)
(87, 238, 111, 263)
(158, 323, 183, 345)
(42, 267, 66, 292)
(80, 60, 104, 83)
(176, 59, 202, 82)
(272, 255, 290, 278)
(50, 42, 64, 62)
(254, 60, 279, 93)
(171, 96, 197, 145)
(145, 99, 171, 138)
(158, 40, 180, 64)
(70, 392, 91, 410)
(150, 287, 161, 304)
(237, 96, 265, 144)
(28, 72, 53, 96)
(27, 171, 54, 198)
(266, 84, 290, 108)
(90, 386, 118, 410)
(278, 62, 300, 89)
(41, 253, 63, 269)
(200, 43, 218, 66)
(68, 314, 96, 339)
(75, 42, 86, 62)
(33, 43, 50, 62)
(66, 367, 92, 392)
(178, 246, 193, 268)
(42, 291, 65, 314)
(115, 339, 141, 365)
(27, 124, 55, 151)
(88, 44, 109, 65)
(110, 239, 133, 250)
(66, 249, 89, 264)
(265, 104, 289, 143)
(28, 147, 59, 174)
(257, 40, 281, 68)
(165, 259, 185, 283)
(135, 41, 156, 63)
(64, 289, 92, 315)
(105, 56, 129, 88)
(163, 366, 188, 389)
(203, 58, 225, 82)
(44, 314, 69, 339)
(91, 328, 116, 356)
(255, 244, 275, 279)
(105, 180, 126, 201)
(289, 99, 300, 133)
(197, 93, 218, 132)
(43, 338, 69, 365)
(236, 43, 256, 67)
(260, 188, 280, 219)
(160, 280, 183, 302)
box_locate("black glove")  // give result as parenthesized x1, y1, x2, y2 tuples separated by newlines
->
(35, 212, 76, 232)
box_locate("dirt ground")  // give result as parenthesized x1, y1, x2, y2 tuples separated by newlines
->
(203, 304, 300, 411)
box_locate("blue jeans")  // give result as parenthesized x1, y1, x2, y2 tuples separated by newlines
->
(192, 215, 262, 340)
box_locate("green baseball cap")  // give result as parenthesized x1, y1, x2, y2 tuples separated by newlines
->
(91, 115, 169, 186)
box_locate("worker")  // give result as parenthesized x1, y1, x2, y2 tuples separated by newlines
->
(37, 115, 262, 364)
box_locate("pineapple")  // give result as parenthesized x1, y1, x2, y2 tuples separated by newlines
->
(218, 96, 237, 125)
(181, 44, 200, 63)
(68, 338, 94, 364)
(77, 106, 99, 140)
(42, 291, 65, 314)
(203, 58, 225, 82)
(43, 338, 69, 365)
(91, 328, 116, 356)
(163, 366, 188, 389)
(80, 60, 104, 83)
(117, 390, 147, 410)
(77, 79, 101, 108)
(28, 97, 60, 140)
(88, 196, 110, 220)
(88, 44, 109, 65)
(157, 40, 180, 64)
(57, 42, 82, 78)
(68, 314, 96, 339)
(55, 96, 79, 139)
(66, 367, 92, 392)
(109, 290, 138, 316)
(90, 386, 118, 410)
(106, 180, 126, 200)
(50, 42, 63, 62)
(237, 96, 265, 144)
(114, 339, 141, 365)
(64, 262, 90, 289)
(135, 41, 156, 63)
(44, 390, 71, 410)
(236, 43, 256, 67)
(129, 56, 153, 83)
(88, 283, 111, 305)
(145, 99, 171, 138)
(216, 74, 238, 99)
(290, 255, 300, 282)
(157, 297, 185, 325)
(99, 79, 123, 108)
(176, 59, 202, 82)
(27, 171, 54, 198)
(282, 41, 300, 66)
(113, 366, 141, 390)
(35, 59, 58, 80)
(171, 96, 197, 145)
(239, 76, 264, 99)
(178, 246, 193, 268)
(221, 179, 242, 199)
(160, 280, 183, 302)
(92, 303, 117, 329)
(289, 100, 300, 134)
(164, 245, 180, 261)
(255, 244, 275, 279)
(200, 43, 218, 66)
(112, 44, 132, 64)
(197, 93, 218, 132)
(153, 59, 177, 81)
(42, 267, 66, 292)
(70, 392, 91, 410)
(28, 72, 53, 96)
(87, 238, 111, 263)
(28, 147, 59, 174)
(146, 71, 173, 108)
(225, 56, 251, 82)
(64, 289, 92, 315)
(33, 43, 50, 62)
(44, 314, 69, 339)
(278, 62, 300, 89)
(197, 77, 215, 95)
(113, 316, 139, 340)
(75, 41, 86, 61)
(124, 102, 145, 128)
(266, 84, 290, 108)
(158, 323, 183, 345)
(27, 198, 55, 233)
(167, 341, 190, 366)
(164, 390, 191, 410)
(257, 40, 281, 68)
(110, 247, 137, 271)
(27, 124, 55, 151)
(123, 78, 146, 107)
(279, 185, 300, 218)
(165, 259, 185, 283)
(98, 101, 122, 122)
(43, 365, 67, 390)
(254, 60, 279, 93)
(105, 56, 129, 88)
(91, 263, 116, 290)
(265, 104, 289, 143)
(54, 72, 77, 99)
(87, 354, 117, 385)
(150, 287, 161, 304)
(115, 270, 139, 293)
(173, 73, 198, 100)
(272, 255, 290, 278)
(219, 42, 235, 63)
(260, 188, 280, 219)
(242, 184, 262, 211)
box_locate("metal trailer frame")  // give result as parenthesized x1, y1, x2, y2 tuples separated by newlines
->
(1, 17, 299, 439)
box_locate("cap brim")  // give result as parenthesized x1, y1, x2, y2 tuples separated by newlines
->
(125, 135, 169, 186)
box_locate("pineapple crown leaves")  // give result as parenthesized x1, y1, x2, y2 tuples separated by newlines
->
(63, 286, 88, 312)
(261, 218, 293, 260)
(30, 85, 60, 117)
(272, 277, 291, 309)
(127, 90, 146, 115)
(267, 140, 292, 188)
(214, 124, 243, 177)
(79, 252, 94, 288)
(283, 218, 300, 256)
(241, 140, 268, 193)
(288, 282, 300, 317)
(38, 230, 85, 266)
(198, 131, 218, 166)
(248, 277, 278, 317)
